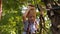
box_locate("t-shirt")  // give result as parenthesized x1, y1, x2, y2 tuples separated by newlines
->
(23, 19, 40, 34)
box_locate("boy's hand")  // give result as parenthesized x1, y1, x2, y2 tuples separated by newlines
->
(28, 6, 35, 10)
(23, 6, 35, 22)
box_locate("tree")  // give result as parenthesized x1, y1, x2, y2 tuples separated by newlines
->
(2, 0, 51, 34)
(0, 0, 2, 20)
(43, 0, 60, 34)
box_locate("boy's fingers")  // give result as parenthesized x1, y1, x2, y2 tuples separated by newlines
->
(31, 6, 35, 8)
(28, 6, 35, 9)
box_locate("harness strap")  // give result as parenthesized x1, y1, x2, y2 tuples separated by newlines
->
(26, 22, 31, 34)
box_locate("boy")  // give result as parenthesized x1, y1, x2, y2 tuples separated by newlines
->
(22, 4, 39, 34)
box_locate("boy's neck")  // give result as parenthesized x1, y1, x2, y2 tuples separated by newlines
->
(28, 20, 36, 24)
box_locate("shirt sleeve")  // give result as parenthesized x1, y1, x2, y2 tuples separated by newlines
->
(31, 25, 36, 33)
(23, 20, 28, 31)
(36, 19, 40, 25)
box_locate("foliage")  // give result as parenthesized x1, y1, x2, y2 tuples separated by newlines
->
(1, 0, 51, 34)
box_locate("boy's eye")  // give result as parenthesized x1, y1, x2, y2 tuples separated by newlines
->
(29, 16, 32, 18)
(29, 16, 35, 18)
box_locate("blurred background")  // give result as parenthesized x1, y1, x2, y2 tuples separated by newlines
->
(1, 0, 59, 34)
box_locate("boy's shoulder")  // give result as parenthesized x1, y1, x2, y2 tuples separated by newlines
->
(35, 19, 40, 23)
(23, 20, 28, 24)
(35, 19, 40, 25)
(36, 19, 40, 21)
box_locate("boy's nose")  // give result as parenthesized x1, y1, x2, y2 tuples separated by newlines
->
(31, 17, 34, 19)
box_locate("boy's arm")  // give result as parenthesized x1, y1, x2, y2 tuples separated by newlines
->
(22, 9, 29, 22)
(22, 6, 35, 22)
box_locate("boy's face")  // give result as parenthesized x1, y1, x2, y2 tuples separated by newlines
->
(27, 5, 36, 23)
(28, 14, 36, 23)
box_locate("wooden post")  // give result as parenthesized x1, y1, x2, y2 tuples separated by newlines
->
(0, 0, 2, 20)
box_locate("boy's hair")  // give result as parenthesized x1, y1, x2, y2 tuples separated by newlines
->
(26, 4, 36, 18)
(27, 8, 36, 18)
(28, 4, 35, 7)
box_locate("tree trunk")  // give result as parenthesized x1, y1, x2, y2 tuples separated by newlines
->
(0, 0, 2, 20)
(50, 11, 60, 34)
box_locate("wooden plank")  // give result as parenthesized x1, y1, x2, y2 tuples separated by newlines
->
(0, 0, 2, 20)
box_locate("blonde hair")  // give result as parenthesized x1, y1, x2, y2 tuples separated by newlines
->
(26, 4, 36, 18)
(27, 9, 36, 18)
